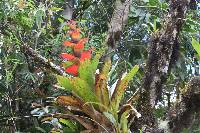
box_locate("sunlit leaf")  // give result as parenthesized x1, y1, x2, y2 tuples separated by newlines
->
(59, 118, 77, 131)
(192, 38, 200, 58)
(49, 7, 64, 11)
(79, 54, 100, 87)
(111, 65, 139, 110)
(94, 60, 111, 109)
(56, 75, 73, 91)
(72, 77, 98, 103)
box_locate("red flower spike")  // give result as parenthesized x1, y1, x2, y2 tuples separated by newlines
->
(63, 41, 75, 47)
(65, 64, 79, 76)
(80, 50, 92, 61)
(60, 53, 75, 60)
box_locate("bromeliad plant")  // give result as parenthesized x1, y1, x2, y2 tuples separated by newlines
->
(56, 20, 140, 133)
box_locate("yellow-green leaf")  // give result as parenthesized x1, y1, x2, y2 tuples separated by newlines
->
(111, 65, 139, 110)
(94, 60, 111, 110)
(56, 75, 73, 91)
(192, 38, 200, 57)
(72, 77, 98, 103)
(79, 54, 100, 87)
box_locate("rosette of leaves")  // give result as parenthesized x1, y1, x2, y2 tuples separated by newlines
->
(56, 20, 140, 133)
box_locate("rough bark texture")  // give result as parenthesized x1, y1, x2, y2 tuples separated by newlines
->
(133, 0, 191, 132)
(21, 45, 67, 76)
(168, 76, 200, 133)
(62, 0, 74, 20)
(106, 0, 132, 48)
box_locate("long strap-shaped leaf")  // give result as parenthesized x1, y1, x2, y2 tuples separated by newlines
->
(110, 65, 139, 110)
(57, 75, 98, 103)
(94, 60, 111, 111)
(192, 38, 200, 58)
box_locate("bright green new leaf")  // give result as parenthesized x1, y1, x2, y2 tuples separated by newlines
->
(79, 54, 100, 87)
(71, 77, 98, 103)
(120, 110, 130, 133)
(192, 38, 200, 57)
(56, 75, 73, 91)
(111, 65, 139, 110)
(59, 118, 77, 131)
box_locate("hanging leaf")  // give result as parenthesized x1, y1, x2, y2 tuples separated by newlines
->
(111, 65, 139, 110)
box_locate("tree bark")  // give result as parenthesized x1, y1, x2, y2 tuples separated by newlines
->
(20, 44, 67, 76)
(168, 76, 200, 133)
(106, 0, 132, 49)
(133, 0, 191, 132)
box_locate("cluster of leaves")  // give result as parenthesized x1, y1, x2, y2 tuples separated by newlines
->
(56, 20, 140, 133)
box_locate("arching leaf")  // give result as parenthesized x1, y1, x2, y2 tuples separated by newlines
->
(111, 65, 139, 110)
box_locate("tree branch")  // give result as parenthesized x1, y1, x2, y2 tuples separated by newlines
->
(106, 0, 132, 49)
(20, 44, 67, 76)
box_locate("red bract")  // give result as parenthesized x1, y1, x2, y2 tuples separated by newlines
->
(80, 50, 92, 61)
(74, 43, 84, 49)
(63, 41, 75, 47)
(65, 64, 79, 76)
(60, 53, 75, 60)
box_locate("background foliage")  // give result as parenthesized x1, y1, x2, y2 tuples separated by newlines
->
(0, 0, 199, 132)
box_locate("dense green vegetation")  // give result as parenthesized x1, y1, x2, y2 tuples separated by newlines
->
(0, 0, 199, 132)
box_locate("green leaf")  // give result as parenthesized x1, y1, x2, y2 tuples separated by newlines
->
(56, 75, 73, 91)
(120, 110, 130, 133)
(59, 118, 77, 131)
(192, 38, 200, 58)
(111, 65, 139, 110)
(57, 75, 98, 103)
(58, 17, 64, 23)
(103, 112, 116, 124)
(79, 54, 100, 87)
(72, 77, 98, 103)
(49, 7, 63, 11)
(94, 59, 111, 109)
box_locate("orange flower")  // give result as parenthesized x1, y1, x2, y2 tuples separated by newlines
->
(73, 38, 88, 50)
(65, 64, 79, 76)
(71, 29, 81, 41)
(60, 53, 75, 60)
(63, 41, 75, 47)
